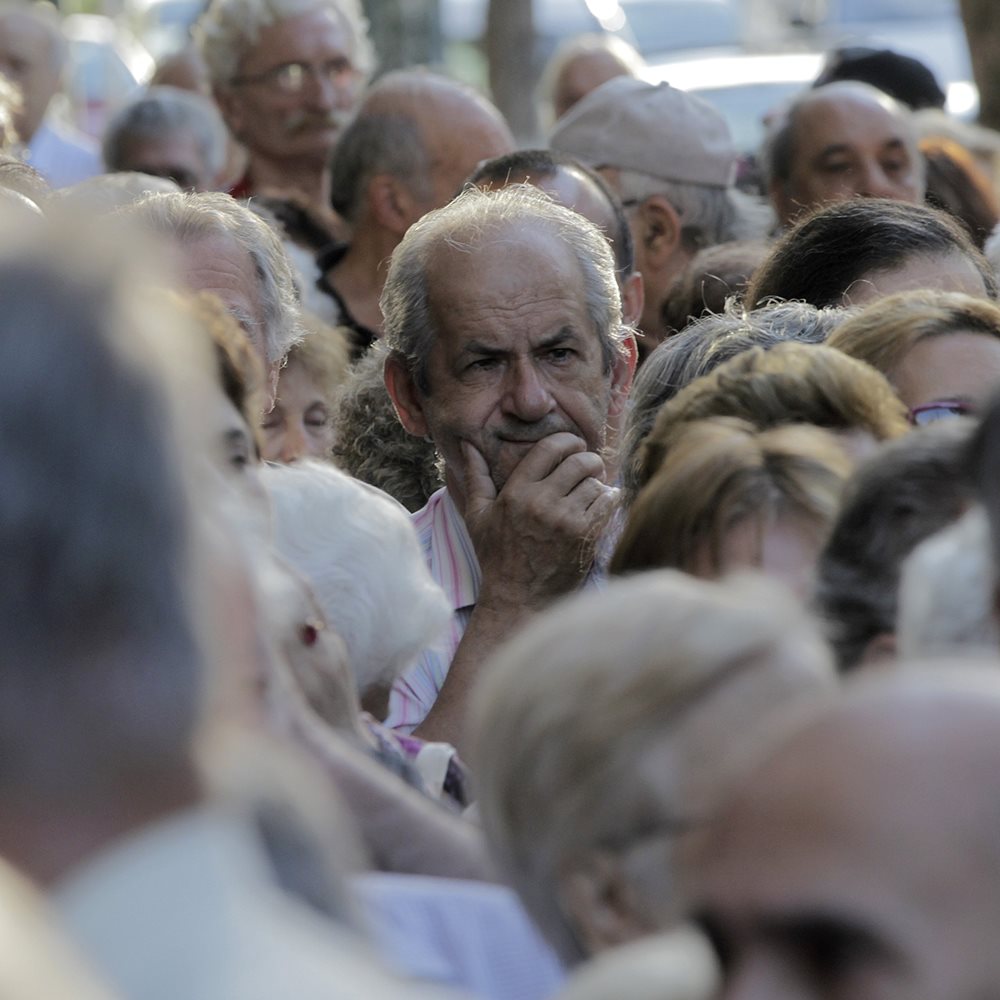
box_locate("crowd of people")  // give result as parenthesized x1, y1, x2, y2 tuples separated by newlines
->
(4, 0, 1000, 997)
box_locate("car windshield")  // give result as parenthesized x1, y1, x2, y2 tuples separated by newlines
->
(618, 0, 740, 55)
(832, 0, 958, 21)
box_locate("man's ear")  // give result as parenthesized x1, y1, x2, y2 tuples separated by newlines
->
(384, 352, 430, 438)
(620, 270, 644, 329)
(557, 851, 650, 957)
(368, 174, 423, 237)
(608, 332, 637, 421)
(636, 195, 682, 269)
(770, 178, 798, 230)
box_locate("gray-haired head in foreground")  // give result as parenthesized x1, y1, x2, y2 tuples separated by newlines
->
(621, 300, 849, 502)
(102, 86, 229, 186)
(470, 569, 834, 966)
(0, 215, 201, 799)
(381, 183, 630, 394)
(195, 0, 374, 88)
(121, 191, 304, 363)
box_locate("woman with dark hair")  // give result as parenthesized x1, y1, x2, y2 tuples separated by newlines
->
(745, 198, 997, 310)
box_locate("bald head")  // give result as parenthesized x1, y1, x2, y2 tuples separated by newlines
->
(765, 81, 925, 228)
(330, 70, 513, 227)
(696, 666, 1000, 1000)
(0, 4, 65, 142)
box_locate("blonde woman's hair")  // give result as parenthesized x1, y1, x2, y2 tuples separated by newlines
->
(826, 288, 1000, 387)
(612, 417, 853, 578)
(628, 341, 908, 500)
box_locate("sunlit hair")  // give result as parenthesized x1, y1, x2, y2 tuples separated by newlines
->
(826, 289, 1000, 388)
(612, 417, 852, 578)
(261, 460, 451, 694)
(121, 190, 305, 363)
(382, 183, 628, 393)
(627, 341, 908, 503)
(470, 570, 835, 966)
(195, 0, 374, 88)
(622, 300, 849, 499)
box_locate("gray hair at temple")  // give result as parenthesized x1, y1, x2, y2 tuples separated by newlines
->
(195, 0, 374, 87)
(381, 183, 630, 393)
(102, 86, 228, 184)
(122, 191, 305, 363)
(0, 210, 205, 800)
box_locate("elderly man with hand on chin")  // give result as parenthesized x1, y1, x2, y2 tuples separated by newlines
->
(382, 184, 637, 750)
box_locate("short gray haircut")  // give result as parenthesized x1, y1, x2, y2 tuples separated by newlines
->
(195, 0, 374, 87)
(617, 169, 769, 252)
(330, 112, 430, 225)
(470, 570, 835, 965)
(102, 86, 228, 181)
(122, 191, 305, 363)
(260, 460, 451, 694)
(381, 183, 630, 394)
(0, 211, 203, 799)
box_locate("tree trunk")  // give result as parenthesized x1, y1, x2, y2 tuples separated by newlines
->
(362, 0, 441, 76)
(959, 0, 1000, 131)
(485, 0, 537, 142)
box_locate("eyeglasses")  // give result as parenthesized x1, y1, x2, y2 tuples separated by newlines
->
(230, 57, 358, 94)
(908, 399, 973, 426)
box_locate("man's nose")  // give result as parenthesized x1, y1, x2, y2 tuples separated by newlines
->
(501, 361, 556, 422)
(858, 161, 903, 199)
(280, 421, 308, 463)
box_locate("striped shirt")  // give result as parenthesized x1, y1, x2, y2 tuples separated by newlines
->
(385, 487, 478, 733)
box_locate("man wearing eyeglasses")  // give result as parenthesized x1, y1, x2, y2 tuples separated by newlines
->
(196, 0, 374, 215)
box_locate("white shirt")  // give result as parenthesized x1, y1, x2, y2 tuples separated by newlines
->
(26, 118, 101, 189)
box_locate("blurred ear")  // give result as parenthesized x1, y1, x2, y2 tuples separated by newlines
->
(558, 851, 650, 957)
(608, 333, 637, 421)
(620, 270, 644, 328)
(384, 352, 429, 438)
(368, 174, 424, 237)
(636, 195, 682, 269)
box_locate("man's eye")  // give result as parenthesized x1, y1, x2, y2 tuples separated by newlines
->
(467, 357, 499, 373)
(305, 407, 330, 428)
(547, 347, 573, 363)
(821, 161, 853, 175)
(882, 159, 907, 175)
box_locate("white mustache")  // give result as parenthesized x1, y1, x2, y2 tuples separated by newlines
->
(283, 109, 349, 135)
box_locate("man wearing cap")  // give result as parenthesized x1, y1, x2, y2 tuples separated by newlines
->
(550, 76, 760, 358)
